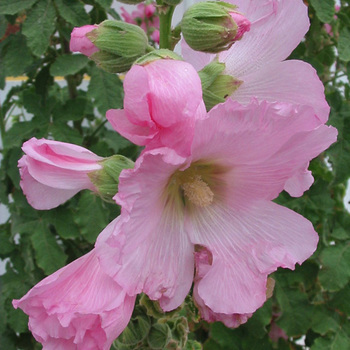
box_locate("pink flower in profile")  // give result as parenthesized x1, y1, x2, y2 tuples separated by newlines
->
(19, 138, 103, 210)
(121, 3, 159, 43)
(13, 247, 136, 350)
(70, 25, 98, 57)
(97, 99, 337, 319)
(107, 59, 206, 157)
(182, 0, 330, 122)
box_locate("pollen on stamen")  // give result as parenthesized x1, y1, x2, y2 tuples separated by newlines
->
(182, 175, 214, 207)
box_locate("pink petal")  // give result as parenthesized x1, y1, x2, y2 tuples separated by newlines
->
(284, 164, 314, 197)
(221, 0, 309, 77)
(13, 249, 135, 350)
(96, 150, 193, 311)
(187, 200, 319, 314)
(232, 60, 330, 123)
(22, 137, 103, 170)
(193, 248, 253, 327)
(70, 25, 99, 57)
(107, 109, 158, 146)
(19, 157, 82, 210)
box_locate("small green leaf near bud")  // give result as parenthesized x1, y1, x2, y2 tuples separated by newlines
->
(198, 60, 242, 111)
(135, 49, 183, 65)
(87, 20, 150, 73)
(88, 155, 134, 202)
(147, 323, 172, 349)
(181, 1, 249, 53)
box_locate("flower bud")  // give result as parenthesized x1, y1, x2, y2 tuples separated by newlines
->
(70, 25, 99, 57)
(181, 1, 250, 53)
(86, 20, 151, 73)
(198, 60, 242, 111)
(117, 0, 144, 4)
(88, 155, 134, 202)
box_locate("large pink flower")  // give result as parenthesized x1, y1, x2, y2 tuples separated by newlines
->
(96, 99, 337, 320)
(107, 59, 206, 157)
(182, 0, 330, 122)
(13, 247, 136, 350)
(19, 138, 103, 210)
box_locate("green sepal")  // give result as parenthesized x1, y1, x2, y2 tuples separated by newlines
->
(135, 49, 183, 65)
(198, 60, 242, 110)
(88, 155, 134, 202)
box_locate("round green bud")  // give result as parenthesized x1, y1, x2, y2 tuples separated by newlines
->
(181, 1, 250, 53)
(87, 20, 151, 73)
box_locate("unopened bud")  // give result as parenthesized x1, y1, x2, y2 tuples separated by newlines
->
(88, 155, 134, 202)
(86, 20, 151, 73)
(135, 49, 182, 65)
(181, 1, 250, 53)
(198, 60, 242, 110)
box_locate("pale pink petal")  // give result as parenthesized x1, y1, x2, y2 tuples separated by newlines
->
(70, 25, 99, 57)
(232, 60, 330, 122)
(106, 109, 158, 146)
(96, 150, 193, 311)
(181, 39, 213, 71)
(221, 0, 309, 77)
(284, 164, 314, 197)
(13, 249, 135, 350)
(22, 138, 103, 170)
(193, 248, 253, 327)
(186, 200, 318, 314)
(19, 158, 81, 210)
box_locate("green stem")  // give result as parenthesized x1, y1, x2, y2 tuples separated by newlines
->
(157, 2, 175, 49)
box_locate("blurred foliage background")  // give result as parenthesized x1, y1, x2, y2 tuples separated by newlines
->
(0, 0, 349, 349)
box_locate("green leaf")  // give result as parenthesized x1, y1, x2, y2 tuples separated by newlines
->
(75, 192, 109, 243)
(22, 0, 56, 57)
(43, 208, 81, 240)
(50, 54, 89, 77)
(3, 120, 42, 149)
(0, 0, 38, 15)
(275, 284, 313, 336)
(53, 96, 87, 122)
(209, 323, 240, 350)
(95, 0, 113, 8)
(55, 0, 90, 26)
(338, 28, 350, 62)
(244, 299, 272, 338)
(0, 224, 14, 256)
(2, 34, 33, 76)
(311, 306, 339, 335)
(309, 0, 335, 23)
(49, 123, 83, 145)
(311, 322, 350, 350)
(147, 323, 171, 349)
(330, 283, 350, 315)
(88, 66, 123, 115)
(318, 243, 350, 291)
(30, 220, 67, 274)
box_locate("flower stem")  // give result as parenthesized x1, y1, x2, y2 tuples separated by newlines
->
(157, 2, 175, 50)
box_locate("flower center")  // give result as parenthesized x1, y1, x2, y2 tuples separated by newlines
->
(181, 175, 214, 207)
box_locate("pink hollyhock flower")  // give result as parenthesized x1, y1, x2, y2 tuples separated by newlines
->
(182, 0, 330, 122)
(107, 59, 206, 157)
(96, 99, 337, 318)
(13, 247, 136, 350)
(19, 137, 103, 210)
(70, 25, 98, 57)
(121, 3, 159, 43)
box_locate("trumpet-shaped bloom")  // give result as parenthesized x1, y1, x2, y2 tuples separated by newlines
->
(182, 0, 330, 122)
(13, 247, 136, 350)
(19, 138, 103, 210)
(107, 59, 206, 157)
(96, 99, 337, 318)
